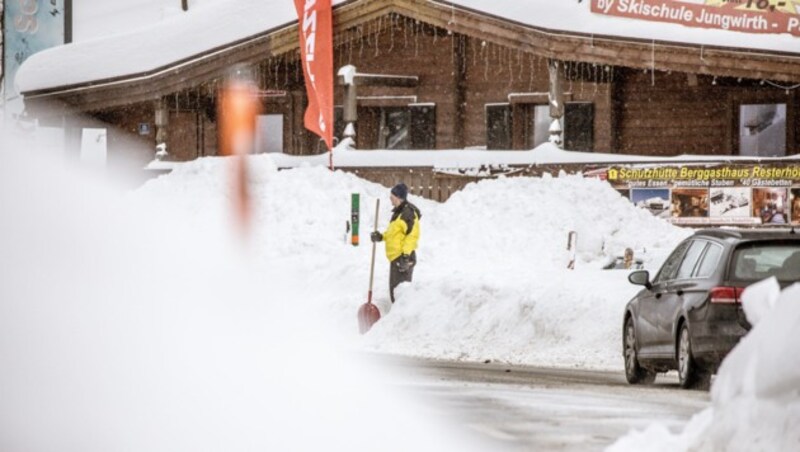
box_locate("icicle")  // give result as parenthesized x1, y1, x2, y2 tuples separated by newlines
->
(375, 20, 380, 57)
(284, 56, 289, 87)
(508, 48, 514, 87)
(517, 50, 523, 82)
(528, 53, 535, 92)
(359, 25, 364, 58)
(593, 64, 599, 96)
(403, 16, 409, 48)
(388, 15, 395, 52)
(483, 41, 489, 81)
(348, 36, 353, 63)
(295, 52, 300, 83)
(415, 21, 420, 57)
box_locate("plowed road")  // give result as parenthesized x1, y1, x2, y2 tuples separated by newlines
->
(381, 357, 710, 451)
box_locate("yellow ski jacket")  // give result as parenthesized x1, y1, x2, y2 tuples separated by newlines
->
(383, 201, 421, 262)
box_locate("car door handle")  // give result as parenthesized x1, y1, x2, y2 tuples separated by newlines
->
(676, 289, 684, 296)
(655, 292, 663, 299)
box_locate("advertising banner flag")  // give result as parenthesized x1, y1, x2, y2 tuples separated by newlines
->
(3, 1, 67, 103)
(591, 0, 800, 38)
(294, 0, 334, 154)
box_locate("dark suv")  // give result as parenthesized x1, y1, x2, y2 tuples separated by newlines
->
(623, 228, 800, 389)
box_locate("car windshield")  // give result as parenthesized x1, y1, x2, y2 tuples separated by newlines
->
(731, 242, 800, 282)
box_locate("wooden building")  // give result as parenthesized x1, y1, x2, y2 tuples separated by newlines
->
(18, 0, 800, 166)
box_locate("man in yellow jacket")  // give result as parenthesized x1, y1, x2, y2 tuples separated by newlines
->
(371, 183, 421, 303)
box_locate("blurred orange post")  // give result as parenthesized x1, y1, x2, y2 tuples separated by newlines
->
(218, 71, 261, 236)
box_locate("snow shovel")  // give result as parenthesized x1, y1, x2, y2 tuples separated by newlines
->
(358, 199, 381, 334)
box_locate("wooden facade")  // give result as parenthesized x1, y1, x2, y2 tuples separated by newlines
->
(21, 0, 800, 163)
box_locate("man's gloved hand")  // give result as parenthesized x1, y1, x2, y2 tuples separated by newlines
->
(396, 254, 413, 273)
(371, 232, 383, 243)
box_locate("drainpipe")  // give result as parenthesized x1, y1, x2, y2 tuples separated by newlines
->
(181, 0, 188, 11)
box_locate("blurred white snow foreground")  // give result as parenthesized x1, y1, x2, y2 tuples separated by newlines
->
(609, 278, 800, 452)
(0, 144, 483, 452)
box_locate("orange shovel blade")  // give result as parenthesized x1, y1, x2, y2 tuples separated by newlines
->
(358, 302, 381, 334)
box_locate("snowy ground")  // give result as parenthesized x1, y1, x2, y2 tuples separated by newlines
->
(133, 153, 690, 371)
(4, 140, 799, 451)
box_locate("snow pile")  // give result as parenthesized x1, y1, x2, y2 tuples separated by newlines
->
(608, 278, 800, 452)
(363, 175, 688, 368)
(0, 147, 486, 451)
(135, 155, 688, 370)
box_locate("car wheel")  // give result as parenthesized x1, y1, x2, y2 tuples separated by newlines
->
(624, 317, 656, 384)
(677, 323, 704, 389)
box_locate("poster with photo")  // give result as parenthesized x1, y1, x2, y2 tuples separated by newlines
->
(631, 189, 670, 219)
(710, 187, 752, 219)
(672, 188, 709, 218)
(791, 188, 800, 225)
(752, 188, 789, 224)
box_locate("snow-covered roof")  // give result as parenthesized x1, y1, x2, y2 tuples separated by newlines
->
(16, 0, 800, 94)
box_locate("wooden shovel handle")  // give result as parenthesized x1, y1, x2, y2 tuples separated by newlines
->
(367, 198, 380, 301)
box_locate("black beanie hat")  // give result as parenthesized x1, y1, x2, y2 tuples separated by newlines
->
(391, 183, 408, 200)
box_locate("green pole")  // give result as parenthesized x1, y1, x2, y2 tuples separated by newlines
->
(351, 193, 360, 246)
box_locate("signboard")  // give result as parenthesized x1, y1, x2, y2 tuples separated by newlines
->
(3, 0, 66, 103)
(591, 0, 800, 37)
(597, 163, 800, 226)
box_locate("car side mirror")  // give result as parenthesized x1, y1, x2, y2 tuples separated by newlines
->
(628, 270, 652, 290)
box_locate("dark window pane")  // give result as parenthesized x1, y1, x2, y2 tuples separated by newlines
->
(564, 102, 594, 151)
(380, 108, 409, 150)
(410, 104, 436, 150)
(486, 104, 511, 150)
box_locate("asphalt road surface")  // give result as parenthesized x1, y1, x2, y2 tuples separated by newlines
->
(378, 356, 710, 451)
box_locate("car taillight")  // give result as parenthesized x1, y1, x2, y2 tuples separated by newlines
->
(710, 286, 744, 304)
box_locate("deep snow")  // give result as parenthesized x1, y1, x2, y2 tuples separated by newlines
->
(4, 138, 798, 451)
(133, 153, 689, 370)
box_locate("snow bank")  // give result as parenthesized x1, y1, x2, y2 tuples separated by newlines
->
(0, 145, 486, 451)
(363, 174, 688, 368)
(609, 280, 800, 452)
(135, 155, 688, 370)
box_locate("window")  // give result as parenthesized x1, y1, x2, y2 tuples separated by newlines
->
(732, 243, 800, 282)
(410, 104, 436, 149)
(529, 103, 594, 150)
(379, 107, 409, 150)
(739, 104, 786, 157)
(676, 240, 707, 280)
(654, 241, 691, 284)
(531, 105, 550, 148)
(694, 243, 723, 279)
(486, 104, 511, 150)
(80, 128, 107, 166)
(564, 102, 594, 151)
(366, 105, 436, 150)
(255, 114, 283, 153)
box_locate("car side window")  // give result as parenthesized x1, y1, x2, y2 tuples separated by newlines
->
(654, 241, 691, 284)
(675, 240, 707, 280)
(694, 243, 723, 279)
